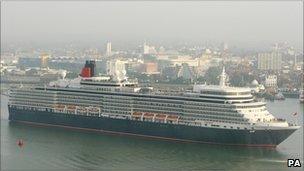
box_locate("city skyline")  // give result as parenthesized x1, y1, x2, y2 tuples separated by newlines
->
(1, 1, 303, 50)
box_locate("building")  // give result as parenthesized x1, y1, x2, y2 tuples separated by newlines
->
(258, 52, 282, 71)
(177, 63, 194, 80)
(142, 62, 159, 74)
(143, 42, 150, 54)
(265, 75, 278, 88)
(143, 42, 157, 54)
(18, 57, 41, 68)
(40, 53, 50, 68)
(169, 55, 199, 67)
(106, 42, 112, 56)
(106, 59, 127, 80)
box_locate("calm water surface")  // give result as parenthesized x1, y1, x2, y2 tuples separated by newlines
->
(1, 95, 303, 171)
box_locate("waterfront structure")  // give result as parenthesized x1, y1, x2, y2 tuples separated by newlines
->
(8, 60, 299, 147)
(1, 67, 67, 84)
(265, 75, 278, 88)
(258, 52, 282, 71)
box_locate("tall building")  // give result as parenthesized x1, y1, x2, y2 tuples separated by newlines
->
(40, 53, 50, 68)
(143, 42, 157, 54)
(143, 62, 158, 74)
(258, 52, 282, 71)
(106, 42, 112, 56)
(106, 60, 127, 80)
(143, 42, 150, 54)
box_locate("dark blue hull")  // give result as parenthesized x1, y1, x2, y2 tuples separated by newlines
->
(8, 107, 297, 147)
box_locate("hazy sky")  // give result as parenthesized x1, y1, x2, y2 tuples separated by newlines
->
(1, 1, 303, 49)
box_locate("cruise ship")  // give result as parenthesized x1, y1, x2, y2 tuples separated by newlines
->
(8, 60, 300, 147)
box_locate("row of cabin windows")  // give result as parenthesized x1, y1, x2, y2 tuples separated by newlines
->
(133, 98, 183, 105)
(13, 95, 56, 101)
(238, 108, 266, 113)
(14, 90, 56, 95)
(57, 95, 100, 101)
(185, 105, 237, 112)
(103, 99, 133, 104)
(103, 104, 132, 109)
(184, 111, 242, 117)
(103, 103, 132, 108)
(183, 108, 240, 116)
(200, 91, 250, 96)
(97, 88, 111, 91)
(13, 92, 56, 98)
(13, 94, 101, 102)
(133, 106, 179, 111)
(185, 115, 246, 122)
(236, 105, 265, 109)
(12, 98, 53, 103)
(12, 105, 47, 111)
(12, 102, 51, 108)
(106, 96, 133, 100)
(134, 101, 182, 108)
(56, 99, 100, 105)
(133, 109, 180, 115)
(184, 102, 234, 108)
(13, 98, 100, 108)
(184, 117, 248, 124)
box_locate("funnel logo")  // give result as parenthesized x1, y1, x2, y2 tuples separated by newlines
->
(287, 159, 301, 167)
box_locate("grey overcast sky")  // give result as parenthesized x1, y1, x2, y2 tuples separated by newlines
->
(1, 1, 303, 49)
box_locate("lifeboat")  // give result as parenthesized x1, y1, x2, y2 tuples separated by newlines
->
(76, 106, 87, 113)
(67, 105, 77, 111)
(132, 112, 142, 118)
(155, 114, 166, 121)
(166, 115, 179, 121)
(133, 112, 142, 116)
(155, 114, 166, 119)
(88, 107, 100, 114)
(54, 104, 65, 109)
(143, 113, 154, 119)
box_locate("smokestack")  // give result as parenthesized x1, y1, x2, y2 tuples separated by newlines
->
(81, 60, 96, 77)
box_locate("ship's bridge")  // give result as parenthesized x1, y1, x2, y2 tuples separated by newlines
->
(192, 84, 254, 104)
(193, 85, 252, 96)
(192, 67, 253, 104)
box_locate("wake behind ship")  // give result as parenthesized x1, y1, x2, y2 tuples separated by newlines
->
(8, 60, 300, 147)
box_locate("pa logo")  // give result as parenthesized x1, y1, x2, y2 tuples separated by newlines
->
(287, 159, 301, 167)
